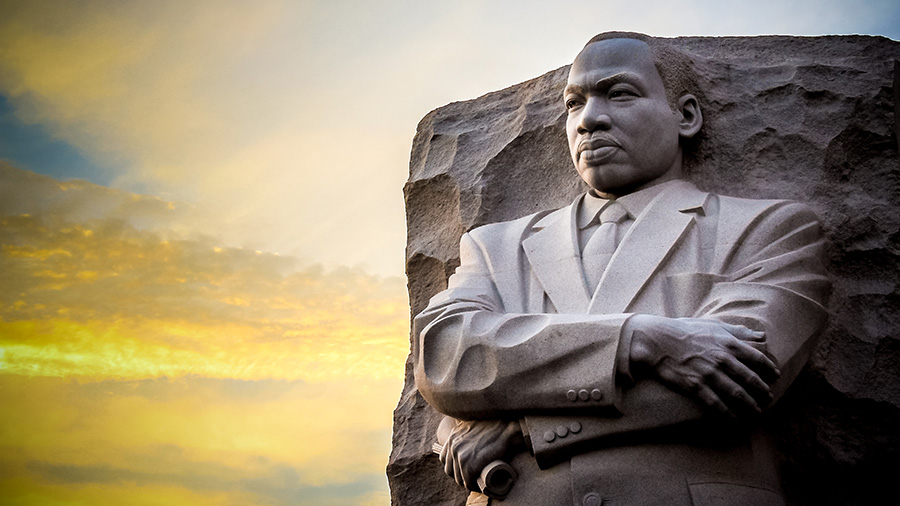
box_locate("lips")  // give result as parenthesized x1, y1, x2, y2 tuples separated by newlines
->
(577, 135, 620, 163)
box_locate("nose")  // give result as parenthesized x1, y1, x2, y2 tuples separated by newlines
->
(577, 97, 612, 133)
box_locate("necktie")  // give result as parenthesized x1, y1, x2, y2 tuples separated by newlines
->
(582, 201, 630, 292)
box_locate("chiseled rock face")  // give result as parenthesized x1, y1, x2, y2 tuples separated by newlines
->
(389, 35, 900, 506)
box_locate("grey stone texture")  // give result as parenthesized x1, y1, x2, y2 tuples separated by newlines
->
(389, 35, 900, 506)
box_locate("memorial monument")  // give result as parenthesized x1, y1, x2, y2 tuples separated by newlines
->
(390, 33, 900, 506)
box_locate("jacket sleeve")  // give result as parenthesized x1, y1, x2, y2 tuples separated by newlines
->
(413, 231, 631, 420)
(523, 201, 831, 467)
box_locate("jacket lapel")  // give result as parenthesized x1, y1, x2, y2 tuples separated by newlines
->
(589, 181, 710, 314)
(522, 196, 592, 313)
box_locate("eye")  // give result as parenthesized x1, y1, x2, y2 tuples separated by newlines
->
(609, 87, 637, 100)
(565, 97, 583, 111)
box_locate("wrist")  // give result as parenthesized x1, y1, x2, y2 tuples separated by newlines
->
(505, 420, 526, 454)
(628, 314, 670, 370)
(628, 315, 652, 364)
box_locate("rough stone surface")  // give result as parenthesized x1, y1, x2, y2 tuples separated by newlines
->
(389, 35, 900, 506)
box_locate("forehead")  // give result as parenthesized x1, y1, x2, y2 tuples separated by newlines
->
(568, 38, 662, 87)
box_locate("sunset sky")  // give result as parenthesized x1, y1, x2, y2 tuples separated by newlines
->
(1, 1, 898, 505)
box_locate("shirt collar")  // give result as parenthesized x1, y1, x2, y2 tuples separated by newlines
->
(577, 179, 684, 230)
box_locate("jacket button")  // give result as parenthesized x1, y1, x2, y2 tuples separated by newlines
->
(543, 430, 556, 443)
(591, 389, 603, 401)
(555, 425, 569, 438)
(569, 421, 582, 434)
(567, 389, 578, 401)
(583, 492, 601, 506)
(578, 389, 589, 401)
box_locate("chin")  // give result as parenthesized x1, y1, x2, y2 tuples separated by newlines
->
(579, 168, 610, 191)
(580, 172, 624, 196)
(588, 179, 644, 198)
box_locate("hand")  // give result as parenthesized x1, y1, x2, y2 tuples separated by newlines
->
(438, 418, 524, 492)
(628, 315, 780, 418)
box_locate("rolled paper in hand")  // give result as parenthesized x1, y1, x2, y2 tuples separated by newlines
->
(432, 443, 517, 500)
(477, 459, 517, 499)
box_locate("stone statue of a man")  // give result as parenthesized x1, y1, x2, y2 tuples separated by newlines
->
(413, 32, 830, 506)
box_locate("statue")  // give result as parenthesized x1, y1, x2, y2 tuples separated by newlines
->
(412, 32, 831, 506)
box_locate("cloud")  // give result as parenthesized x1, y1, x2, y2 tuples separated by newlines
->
(0, 163, 409, 382)
(0, 0, 413, 274)
(27, 460, 383, 506)
(0, 375, 395, 506)
(0, 164, 405, 503)
(0, 1, 293, 178)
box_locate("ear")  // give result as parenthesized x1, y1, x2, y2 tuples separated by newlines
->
(676, 94, 702, 139)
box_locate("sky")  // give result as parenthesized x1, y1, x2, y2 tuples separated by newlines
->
(0, 1, 898, 505)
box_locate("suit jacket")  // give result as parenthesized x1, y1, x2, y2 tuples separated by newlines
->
(414, 180, 830, 506)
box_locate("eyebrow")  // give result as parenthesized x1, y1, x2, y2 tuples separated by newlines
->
(564, 72, 638, 95)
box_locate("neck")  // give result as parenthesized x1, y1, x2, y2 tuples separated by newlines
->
(595, 159, 684, 200)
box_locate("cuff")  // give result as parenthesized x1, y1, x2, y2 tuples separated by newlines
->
(616, 314, 637, 384)
(519, 418, 533, 455)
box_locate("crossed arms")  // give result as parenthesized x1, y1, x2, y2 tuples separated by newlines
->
(414, 199, 830, 489)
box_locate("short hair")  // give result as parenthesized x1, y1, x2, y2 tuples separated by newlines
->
(582, 32, 705, 167)
(584, 32, 700, 109)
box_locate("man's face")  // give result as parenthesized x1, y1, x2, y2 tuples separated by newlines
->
(565, 38, 683, 197)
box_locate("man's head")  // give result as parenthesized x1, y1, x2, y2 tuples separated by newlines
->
(584, 32, 701, 110)
(565, 33, 703, 198)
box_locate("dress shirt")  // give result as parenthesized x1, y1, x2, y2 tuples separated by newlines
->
(575, 179, 687, 383)
(576, 180, 681, 252)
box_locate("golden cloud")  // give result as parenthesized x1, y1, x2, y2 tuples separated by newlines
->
(0, 375, 395, 506)
(0, 1, 413, 274)
(0, 163, 408, 504)
(0, 163, 409, 382)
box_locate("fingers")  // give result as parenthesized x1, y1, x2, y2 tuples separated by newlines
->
(441, 421, 513, 492)
(709, 364, 765, 415)
(663, 361, 764, 418)
(441, 428, 464, 488)
(725, 323, 765, 342)
(447, 440, 471, 489)
(677, 318, 763, 341)
(657, 349, 775, 418)
(694, 348, 773, 414)
(460, 445, 478, 491)
(440, 439, 455, 483)
(743, 339, 768, 354)
(727, 339, 780, 383)
(722, 356, 773, 403)
(702, 376, 757, 417)
(443, 437, 473, 489)
(638, 316, 787, 418)
(453, 453, 465, 488)
(694, 383, 735, 417)
(686, 318, 781, 380)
